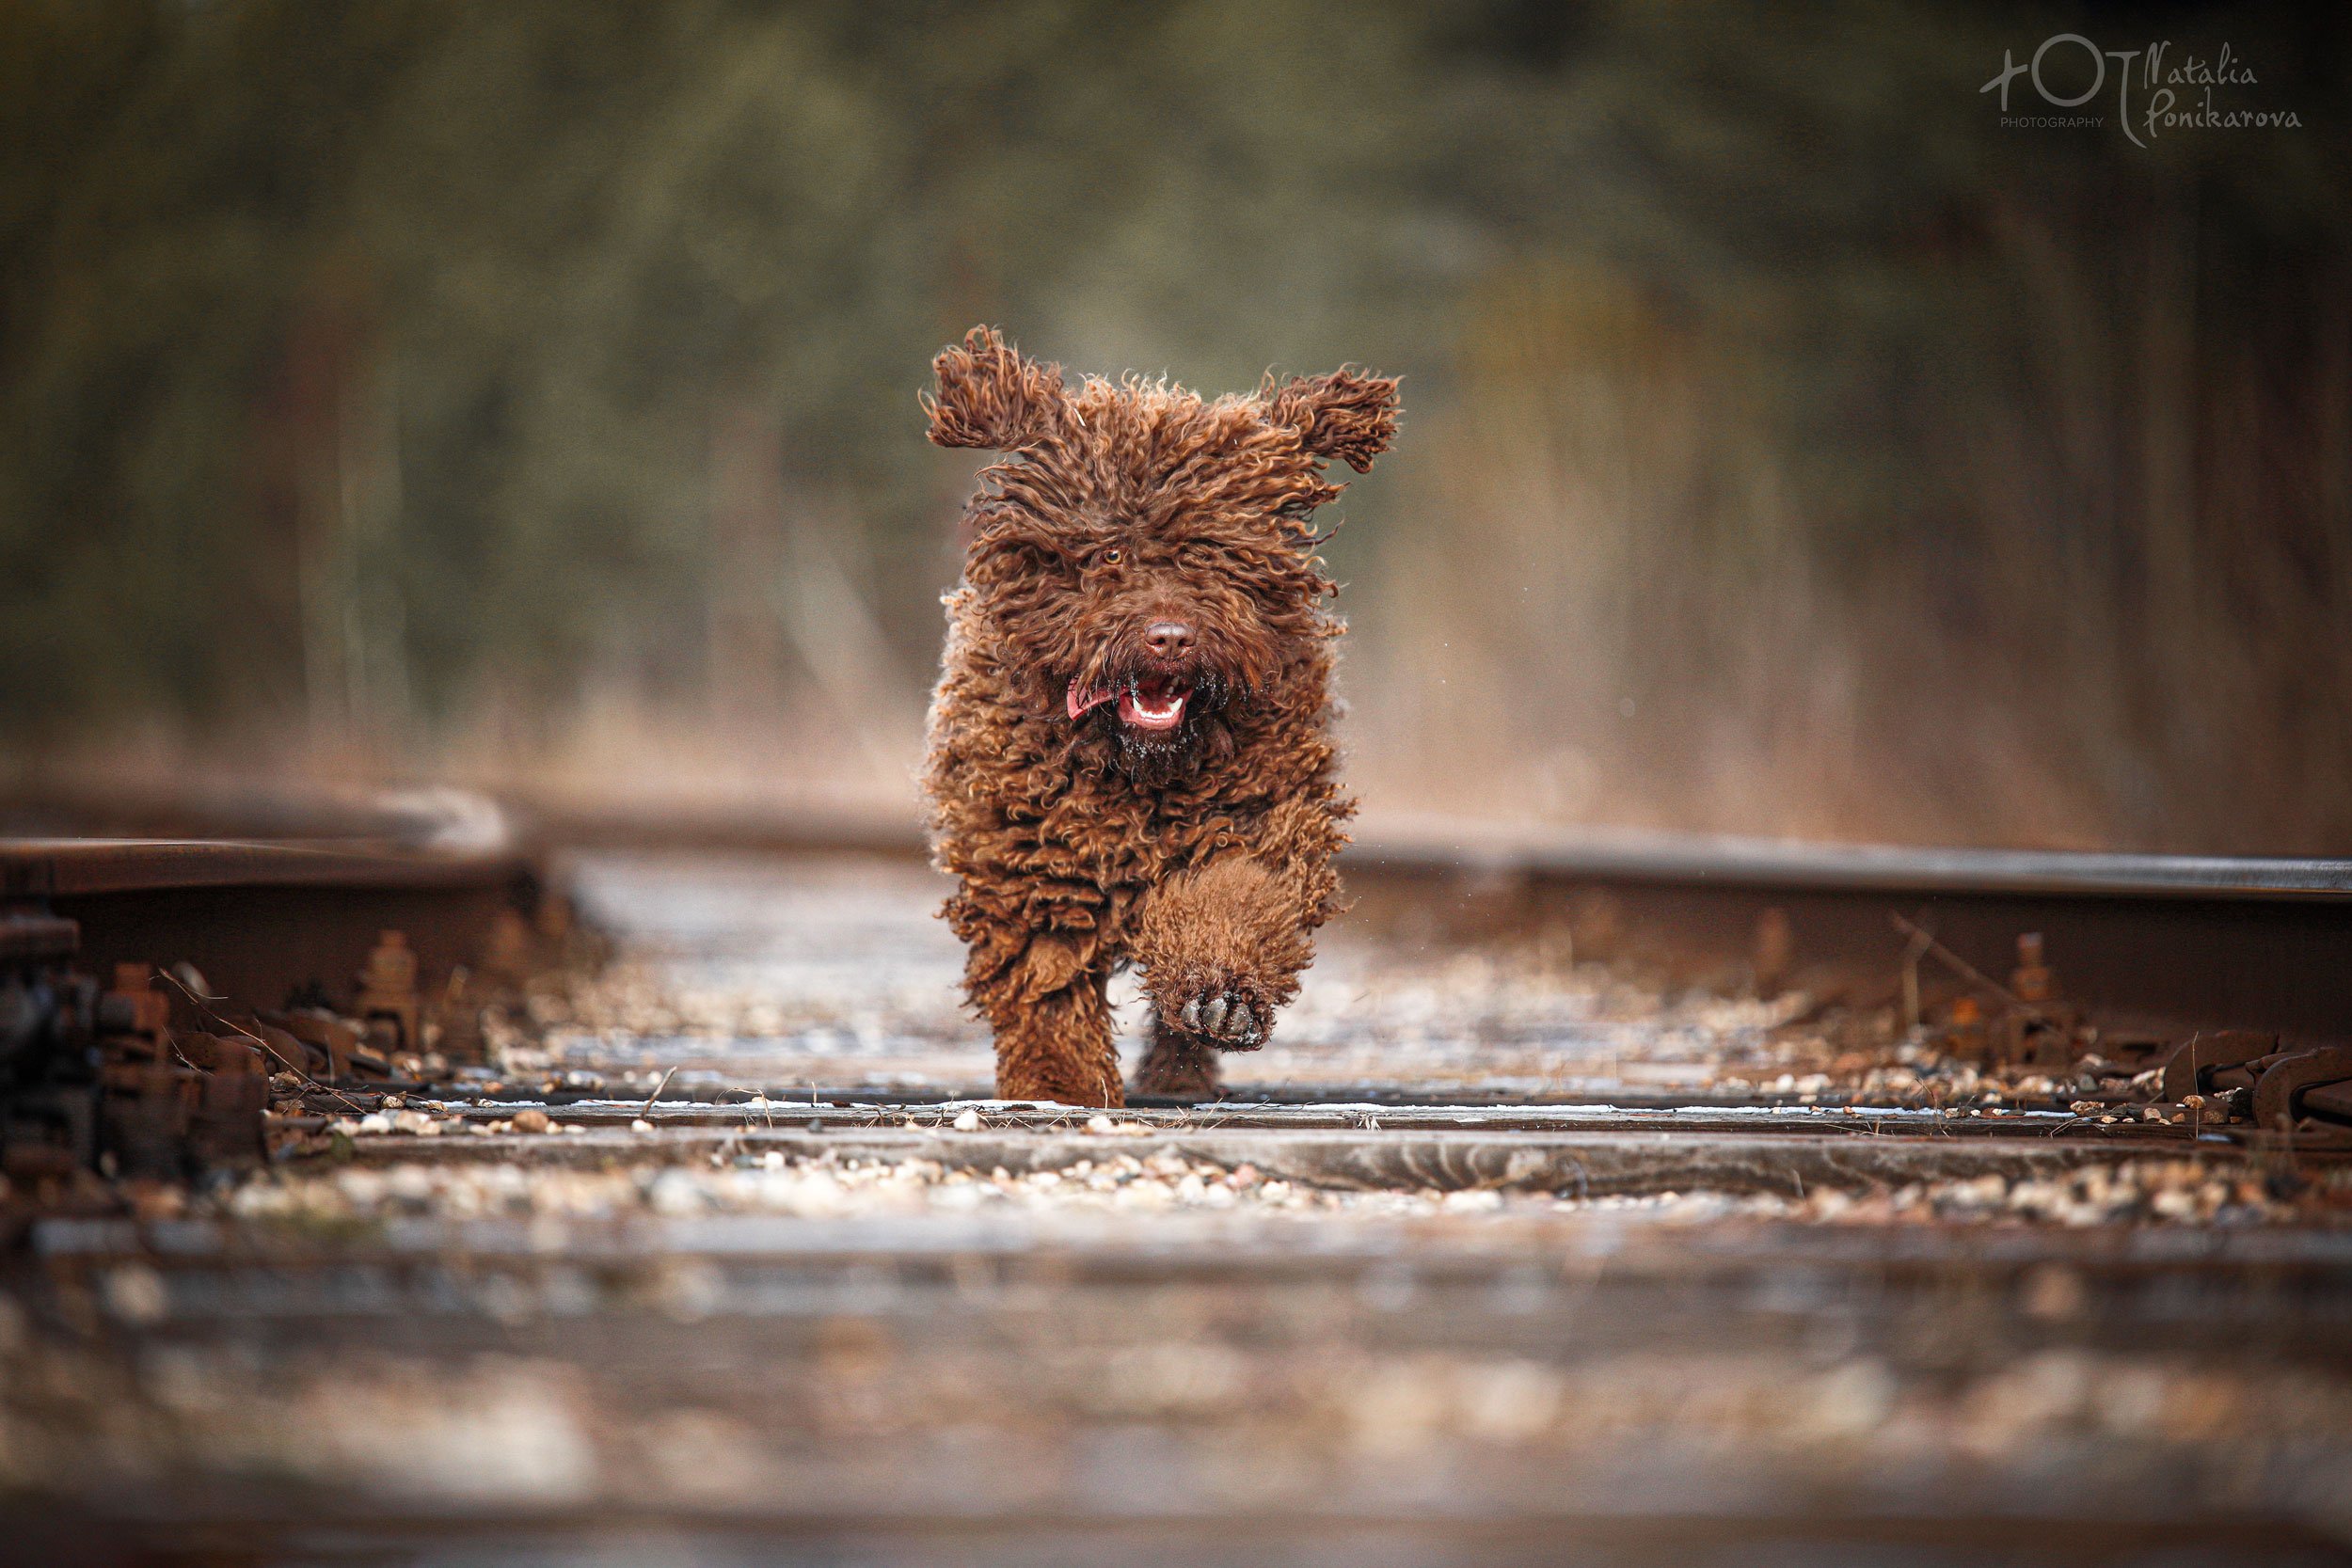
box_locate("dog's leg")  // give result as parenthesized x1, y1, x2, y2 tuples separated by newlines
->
(965, 930, 1123, 1108)
(1131, 1008, 1221, 1099)
(991, 981, 1122, 1107)
(1128, 856, 1315, 1096)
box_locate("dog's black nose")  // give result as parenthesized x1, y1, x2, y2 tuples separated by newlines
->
(1143, 622, 1193, 659)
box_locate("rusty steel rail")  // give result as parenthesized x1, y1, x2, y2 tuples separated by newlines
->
(10, 801, 2351, 1138)
(0, 834, 546, 1019)
(0, 827, 565, 1183)
(506, 803, 2352, 1144)
(0, 837, 532, 896)
(18, 814, 2345, 1043)
(1352, 820, 2352, 900)
(1343, 824, 2352, 1045)
(514, 800, 2352, 1039)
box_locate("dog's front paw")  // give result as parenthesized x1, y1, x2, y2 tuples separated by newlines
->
(1168, 974, 1271, 1051)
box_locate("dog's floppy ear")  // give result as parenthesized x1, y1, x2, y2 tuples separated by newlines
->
(924, 326, 1071, 451)
(1262, 366, 1400, 473)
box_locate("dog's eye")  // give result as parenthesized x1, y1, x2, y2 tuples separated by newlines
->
(1098, 547, 1122, 567)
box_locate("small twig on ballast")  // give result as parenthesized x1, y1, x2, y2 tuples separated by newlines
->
(1899, 922, 1934, 1035)
(641, 1065, 677, 1119)
(1889, 912, 2046, 1023)
(150, 964, 370, 1114)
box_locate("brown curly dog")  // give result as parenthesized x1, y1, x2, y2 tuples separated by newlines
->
(920, 326, 1400, 1107)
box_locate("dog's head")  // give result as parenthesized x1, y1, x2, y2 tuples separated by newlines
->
(926, 326, 1398, 770)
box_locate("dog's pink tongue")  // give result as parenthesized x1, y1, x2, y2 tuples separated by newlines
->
(1066, 678, 1117, 721)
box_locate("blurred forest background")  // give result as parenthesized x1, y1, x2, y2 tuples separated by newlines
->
(3, 0, 2346, 852)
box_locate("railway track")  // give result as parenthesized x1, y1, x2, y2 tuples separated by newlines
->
(537, 801, 2352, 1039)
(3, 807, 2351, 1562)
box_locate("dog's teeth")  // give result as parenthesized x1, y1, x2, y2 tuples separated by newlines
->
(1201, 996, 1228, 1034)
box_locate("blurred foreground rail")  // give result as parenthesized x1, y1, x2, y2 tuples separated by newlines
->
(3, 807, 2351, 1562)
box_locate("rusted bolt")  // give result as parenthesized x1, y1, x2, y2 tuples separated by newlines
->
(483, 908, 533, 984)
(101, 963, 170, 1047)
(1944, 995, 1989, 1062)
(356, 929, 421, 1054)
(2010, 933, 2054, 1005)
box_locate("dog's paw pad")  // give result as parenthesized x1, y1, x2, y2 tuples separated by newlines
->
(1174, 981, 1267, 1050)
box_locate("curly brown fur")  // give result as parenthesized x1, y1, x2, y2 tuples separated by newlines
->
(921, 326, 1400, 1106)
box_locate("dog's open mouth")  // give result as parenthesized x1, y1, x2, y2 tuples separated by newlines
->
(1067, 672, 1192, 733)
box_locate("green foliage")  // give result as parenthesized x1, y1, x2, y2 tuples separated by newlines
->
(2, 0, 2346, 848)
